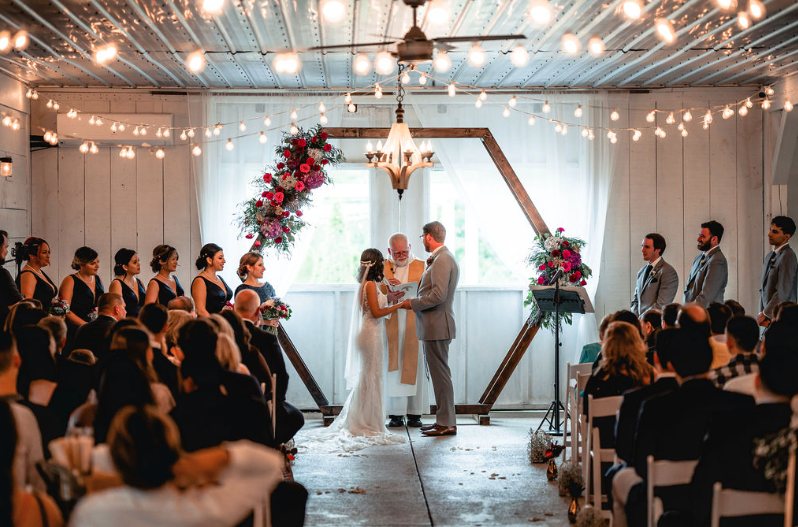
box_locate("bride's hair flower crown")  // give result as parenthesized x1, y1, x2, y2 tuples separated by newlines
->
(360, 260, 375, 268)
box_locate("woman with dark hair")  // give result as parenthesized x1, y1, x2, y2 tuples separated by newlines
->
(108, 249, 145, 317)
(59, 247, 104, 348)
(0, 230, 23, 328)
(191, 243, 232, 317)
(0, 400, 64, 527)
(219, 309, 272, 385)
(144, 244, 184, 307)
(235, 252, 276, 303)
(109, 327, 175, 415)
(16, 237, 58, 309)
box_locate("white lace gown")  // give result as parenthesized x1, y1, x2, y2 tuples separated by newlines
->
(298, 284, 407, 453)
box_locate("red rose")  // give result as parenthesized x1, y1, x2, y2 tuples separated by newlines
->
(297, 139, 307, 147)
(580, 279, 587, 286)
(300, 164, 310, 173)
(321, 159, 329, 165)
(277, 186, 284, 193)
(562, 249, 571, 258)
(282, 226, 290, 233)
(274, 192, 284, 204)
(283, 149, 292, 158)
(562, 240, 570, 246)
(321, 132, 328, 140)
(296, 211, 303, 217)
(270, 201, 277, 207)
(572, 271, 582, 280)
(557, 227, 565, 232)
(265, 192, 274, 199)
(255, 200, 263, 207)
(276, 163, 285, 169)
(548, 261, 555, 268)
(551, 250, 560, 257)
(323, 144, 332, 152)
(261, 191, 267, 197)
(306, 157, 315, 165)
(245, 233, 254, 239)
(561, 261, 572, 272)
(291, 139, 298, 145)
(254, 241, 261, 248)
(311, 136, 318, 142)
(295, 181, 305, 192)
(263, 173, 272, 182)
(537, 276, 545, 285)
(313, 164, 321, 171)
(283, 211, 290, 218)
(570, 274, 579, 282)
(274, 236, 283, 244)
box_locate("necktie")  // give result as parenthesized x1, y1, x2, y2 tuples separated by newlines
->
(643, 264, 652, 281)
(766, 251, 776, 272)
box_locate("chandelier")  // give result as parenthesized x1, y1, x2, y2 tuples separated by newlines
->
(365, 65, 434, 200)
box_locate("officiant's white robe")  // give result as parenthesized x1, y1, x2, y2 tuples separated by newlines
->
(382, 257, 429, 415)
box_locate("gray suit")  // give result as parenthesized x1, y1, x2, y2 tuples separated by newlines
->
(759, 244, 798, 318)
(683, 247, 728, 306)
(410, 247, 459, 426)
(630, 258, 679, 317)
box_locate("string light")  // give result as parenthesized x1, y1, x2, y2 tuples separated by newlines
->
(214, 124, 223, 136)
(202, 0, 225, 15)
(187, 50, 206, 73)
(434, 51, 452, 73)
(555, 123, 563, 133)
(192, 145, 202, 156)
(528, 115, 536, 126)
(344, 93, 352, 104)
(290, 123, 299, 135)
(509, 96, 517, 107)
(319, 113, 328, 125)
(259, 131, 268, 143)
(79, 141, 89, 154)
(678, 123, 685, 131)
(704, 110, 713, 124)
(94, 43, 118, 64)
(529, 0, 552, 25)
(111, 123, 118, 133)
(562, 33, 581, 55)
(418, 72, 427, 85)
(155, 148, 165, 159)
(479, 90, 488, 101)
(125, 147, 135, 159)
(737, 11, 751, 29)
(1, 117, 11, 127)
(179, 130, 187, 141)
(666, 112, 675, 124)
(581, 127, 589, 137)
(273, 52, 301, 74)
(225, 138, 234, 151)
(561, 124, 568, 136)
(448, 83, 456, 97)
(401, 71, 411, 84)
(646, 110, 656, 122)
(621, 0, 643, 19)
(588, 37, 605, 57)
(655, 18, 676, 44)
(185, 128, 193, 138)
(738, 105, 748, 116)
(683, 110, 692, 122)
(46, 100, 53, 109)
(467, 44, 486, 67)
(542, 101, 551, 113)
(510, 46, 530, 67)
(715, 0, 736, 9)
(239, 120, 247, 131)
(66, 109, 77, 119)
(786, 101, 794, 112)
(353, 53, 371, 76)
(475, 99, 483, 108)
(722, 105, 734, 119)
(374, 84, 383, 99)
(156, 128, 163, 138)
(610, 109, 620, 121)
(264, 116, 271, 126)
(588, 130, 595, 140)
(427, 0, 449, 24)
(0, 31, 9, 53)
(503, 107, 511, 118)
(765, 86, 775, 96)
(320, 0, 346, 22)
(748, 0, 765, 19)
(95, 117, 103, 126)
(347, 102, 356, 112)
(12, 31, 28, 50)
(205, 128, 212, 138)
(745, 97, 754, 108)
(375, 52, 395, 75)
(681, 129, 688, 137)
(89, 116, 96, 125)
(762, 98, 771, 110)
(11, 120, 19, 131)
(633, 129, 642, 141)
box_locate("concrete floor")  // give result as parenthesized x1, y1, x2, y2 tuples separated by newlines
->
(293, 415, 577, 527)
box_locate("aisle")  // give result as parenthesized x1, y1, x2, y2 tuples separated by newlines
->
(292, 416, 574, 527)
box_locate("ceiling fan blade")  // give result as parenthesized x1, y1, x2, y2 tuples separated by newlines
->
(432, 34, 527, 44)
(307, 41, 399, 52)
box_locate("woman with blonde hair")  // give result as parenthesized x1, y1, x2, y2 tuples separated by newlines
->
(165, 309, 192, 363)
(234, 252, 276, 303)
(208, 314, 249, 375)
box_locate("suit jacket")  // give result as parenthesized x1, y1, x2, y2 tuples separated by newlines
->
(759, 244, 798, 317)
(689, 402, 792, 527)
(683, 248, 728, 306)
(247, 320, 289, 401)
(410, 247, 460, 341)
(72, 315, 117, 358)
(630, 258, 679, 317)
(614, 375, 678, 464)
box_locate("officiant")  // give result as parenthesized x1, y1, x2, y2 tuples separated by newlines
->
(381, 232, 429, 428)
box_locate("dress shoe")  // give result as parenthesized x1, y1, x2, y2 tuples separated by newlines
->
(422, 425, 457, 436)
(419, 423, 439, 432)
(406, 415, 423, 427)
(387, 415, 406, 427)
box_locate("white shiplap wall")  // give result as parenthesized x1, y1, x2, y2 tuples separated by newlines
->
(0, 74, 30, 250)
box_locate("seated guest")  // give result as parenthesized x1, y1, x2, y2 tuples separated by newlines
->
(775, 303, 798, 325)
(724, 299, 745, 317)
(38, 315, 67, 356)
(208, 314, 250, 376)
(0, 399, 63, 527)
(726, 321, 798, 396)
(73, 293, 126, 359)
(579, 315, 610, 364)
(164, 309, 192, 361)
(4, 303, 47, 337)
(170, 339, 274, 451)
(0, 332, 46, 491)
(234, 290, 304, 444)
(109, 327, 174, 415)
(640, 309, 661, 364)
(166, 296, 195, 316)
(138, 303, 179, 399)
(707, 301, 732, 345)
(709, 315, 760, 388)
(679, 302, 730, 369)
(773, 300, 797, 322)
(219, 309, 272, 385)
(69, 405, 288, 527)
(592, 310, 645, 372)
(661, 302, 681, 329)
(689, 335, 798, 527)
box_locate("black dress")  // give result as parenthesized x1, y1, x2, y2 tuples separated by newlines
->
(194, 275, 233, 314)
(114, 277, 145, 317)
(64, 274, 104, 354)
(15, 268, 58, 309)
(149, 276, 184, 306)
(234, 282, 276, 304)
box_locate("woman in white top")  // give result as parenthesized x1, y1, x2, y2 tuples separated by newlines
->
(70, 405, 284, 527)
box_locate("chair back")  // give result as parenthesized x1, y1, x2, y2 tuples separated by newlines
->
(586, 394, 623, 515)
(646, 456, 698, 527)
(710, 483, 784, 527)
(564, 362, 592, 462)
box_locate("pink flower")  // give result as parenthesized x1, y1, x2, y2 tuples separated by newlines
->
(538, 264, 546, 271)
(300, 164, 310, 173)
(548, 261, 555, 268)
(254, 241, 261, 248)
(557, 227, 564, 232)
(562, 249, 571, 258)
(537, 276, 546, 285)
(561, 261, 572, 272)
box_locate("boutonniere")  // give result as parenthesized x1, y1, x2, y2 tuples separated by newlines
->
(649, 268, 658, 280)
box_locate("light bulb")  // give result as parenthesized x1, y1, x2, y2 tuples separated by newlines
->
(738, 105, 748, 116)
(290, 123, 299, 134)
(479, 90, 487, 101)
(205, 128, 212, 137)
(574, 105, 583, 117)
(467, 44, 486, 67)
(529, 0, 551, 25)
(89, 116, 96, 125)
(179, 130, 187, 141)
(320, 0, 346, 22)
(562, 33, 581, 55)
(418, 73, 427, 85)
(319, 113, 328, 125)
(366, 140, 373, 153)
(748, 0, 765, 19)
(187, 50, 206, 73)
(185, 128, 193, 138)
(111, 123, 118, 133)
(509, 96, 517, 107)
(1, 117, 9, 127)
(765, 86, 775, 96)
(86, 141, 96, 154)
(374, 85, 383, 99)
(588, 130, 594, 140)
(646, 110, 656, 122)
(95, 117, 103, 126)
(225, 139, 234, 151)
(344, 93, 352, 103)
(681, 129, 688, 137)
(11, 120, 19, 131)
(401, 71, 411, 84)
(203, 0, 224, 14)
(376, 140, 383, 151)
(434, 51, 452, 72)
(117, 123, 125, 132)
(737, 11, 751, 29)
(155, 148, 165, 159)
(716, 0, 736, 9)
(511, 46, 530, 67)
(239, 120, 247, 131)
(118, 147, 127, 158)
(503, 107, 510, 118)
(588, 37, 605, 57)
(347, 102, 356, 112)
(156, 128, 162, 138)
(126, 147, 135, 159)
(12, 31, 28, 50)
(704, 110, 713, 123)
(475, 99, 482, 108)
(678, 123, 685, 131)
(259, 132, 268, 144)
(375, 52, 395, 75)
(561, 125, 568, 135)
(0, 31, 9, 52)
(192, 145, 202, 156)
(722, 106, 733, 119)
(542, 101, 550, 113)
(633, 130, 642, 141)
(610, 135, 618, 144)
(655, 18, 676, 44)
(427, 0, 449, 25)
(281, 53, 301, 74)
(611, 109, 620, 121)
(213, 124, 222, 136)
(786, 101, 794, 112)
(133, 126, 140, 136)
(264, 116, 271, 126)
(666, 112, 675, 124)
(683, 110, 693, 122)
(606, 129, 613, 139)
(555, 123, 563, 133)
(353, 53, 371, 75)
(79, 142, 89, 153)
(25, 88, 32, 99)
(46, 100, 53, 109)
(448, 83, 456, 97)
(621, 0, 642, 19)
(581, 127, 588, 137)
(528, 115, 536, 126)
(139, 127, 146, 136)
(762, 98, 771, 110)
(745, 97, 754, 108)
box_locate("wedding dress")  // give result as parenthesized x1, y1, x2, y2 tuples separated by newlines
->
(297, 282, 406, 453)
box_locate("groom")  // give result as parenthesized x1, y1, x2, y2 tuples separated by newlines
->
(409, 221, 460, 437)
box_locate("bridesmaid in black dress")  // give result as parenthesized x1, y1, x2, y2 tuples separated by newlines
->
(0, 230, 23, 327)
(108, 248, 145, 317)
(235, 252, 276, 303)
(144, 244, 184, 307)
(191, 243, 232, 316)
(16, 237, 58, 309)
(59, 246, 104, 348)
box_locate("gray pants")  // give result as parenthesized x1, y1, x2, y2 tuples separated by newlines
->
(422, 339, 455, 426)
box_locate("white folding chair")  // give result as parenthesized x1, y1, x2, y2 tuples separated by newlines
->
(563, 362, 592, 463)
(646, 456, 698, 527)
(585, 394, 623, 518)
(711, 482, 784, 527)
(576, 373, 591, 467)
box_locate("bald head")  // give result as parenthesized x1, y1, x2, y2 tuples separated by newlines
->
(680, 303, 708, 323)
(388, 232, 411, 267)
(678, 302, 711, 340)
(234, 289, 261, 322)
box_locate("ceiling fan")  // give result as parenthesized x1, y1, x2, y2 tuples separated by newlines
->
(308, 0, 527, 64)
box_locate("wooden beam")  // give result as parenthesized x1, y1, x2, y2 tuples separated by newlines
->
(479, 313, 541, 406)
(276, 323, 329, 409)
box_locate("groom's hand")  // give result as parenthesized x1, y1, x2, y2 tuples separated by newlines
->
(387, 290, 405, 303)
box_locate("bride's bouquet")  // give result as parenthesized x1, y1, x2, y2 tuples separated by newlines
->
(260, 298, 292, 335)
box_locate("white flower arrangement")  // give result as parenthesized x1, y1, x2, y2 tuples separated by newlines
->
(544, 236, 562, 251)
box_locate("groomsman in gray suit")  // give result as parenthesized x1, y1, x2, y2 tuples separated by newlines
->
(757, 216, 798, 327)
(630, 233, 679, 317)
(410, 221, 460, 437)
(683, 220, 728, 306)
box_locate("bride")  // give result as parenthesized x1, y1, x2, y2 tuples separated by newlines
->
(299, 248, 410, 452)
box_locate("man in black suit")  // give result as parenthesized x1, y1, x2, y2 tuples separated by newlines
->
(72, 293, 125, 359)
(613, 328, 754, 527)
(689, 321, 798, 527)
(234, 289, 304, 444)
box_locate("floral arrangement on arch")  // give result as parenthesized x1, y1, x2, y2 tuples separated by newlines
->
(236, 125, 344, 254)
(524, 227, 593, 330)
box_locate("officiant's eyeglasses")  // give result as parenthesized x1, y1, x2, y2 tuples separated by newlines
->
(392, 250, 409, 257)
